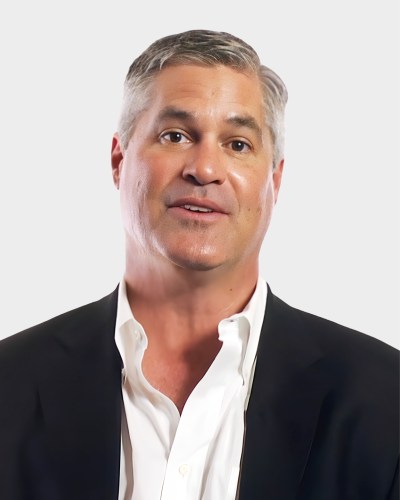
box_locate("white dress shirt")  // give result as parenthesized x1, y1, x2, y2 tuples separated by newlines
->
(115, 278, 267, 500)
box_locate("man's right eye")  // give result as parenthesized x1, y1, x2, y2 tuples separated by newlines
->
(160, 131, 190, 144)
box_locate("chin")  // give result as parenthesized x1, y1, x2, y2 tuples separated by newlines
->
(175, 260, 222, 272)
(163, 245, 227, 272)
(168, 254, 224, 272)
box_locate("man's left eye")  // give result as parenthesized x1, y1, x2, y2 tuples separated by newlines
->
(230, 140, 251, 152)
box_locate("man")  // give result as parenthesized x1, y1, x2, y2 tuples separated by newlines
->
(0, 29, 398, 500)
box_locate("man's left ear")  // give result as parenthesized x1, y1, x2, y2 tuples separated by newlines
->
(273, 158, 284, 203)
(111, 134, 124, 189)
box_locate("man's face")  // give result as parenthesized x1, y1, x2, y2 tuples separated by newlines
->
(112, 64, 283, 273)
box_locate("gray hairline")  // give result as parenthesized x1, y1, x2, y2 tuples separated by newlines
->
(118, 61, 287, 168)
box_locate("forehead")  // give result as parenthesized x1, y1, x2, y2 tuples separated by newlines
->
(144, 64, 266, 127)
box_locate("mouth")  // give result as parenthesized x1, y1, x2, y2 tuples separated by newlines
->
(181, 204, 214, 213)
(169, 197, 228, 214)
(167, 197, 229, 221)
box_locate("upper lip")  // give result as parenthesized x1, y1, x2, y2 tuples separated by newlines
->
(168, 197, 228, 214)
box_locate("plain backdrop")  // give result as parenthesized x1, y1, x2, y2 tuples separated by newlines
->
(0, 0, 398, 348)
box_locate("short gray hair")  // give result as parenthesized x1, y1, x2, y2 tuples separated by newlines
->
(118, 29, 288, 165)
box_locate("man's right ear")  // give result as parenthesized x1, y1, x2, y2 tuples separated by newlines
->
(111, 134, 124, 189)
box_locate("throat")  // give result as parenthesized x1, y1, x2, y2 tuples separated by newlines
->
(142, 336, 222, 414)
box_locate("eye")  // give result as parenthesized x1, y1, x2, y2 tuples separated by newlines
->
(160, 131, 191, 144)
(229, 140, 251, 152)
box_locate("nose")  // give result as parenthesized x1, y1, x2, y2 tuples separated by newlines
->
(182, 140, 226, 186)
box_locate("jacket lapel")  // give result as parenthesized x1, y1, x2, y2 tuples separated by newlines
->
(35, 288, 122, 499)
(238, 289, 329, 500)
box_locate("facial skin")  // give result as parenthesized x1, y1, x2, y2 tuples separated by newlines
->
(111, 64, 283, 279)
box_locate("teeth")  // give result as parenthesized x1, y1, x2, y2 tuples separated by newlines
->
(183, 204, 213, 213)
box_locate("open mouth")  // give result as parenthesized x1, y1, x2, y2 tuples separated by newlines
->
(182, 204, 213, 213)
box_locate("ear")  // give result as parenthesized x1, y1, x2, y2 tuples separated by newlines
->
(272, 158, 284, 203)
(111, 134, 124, 189)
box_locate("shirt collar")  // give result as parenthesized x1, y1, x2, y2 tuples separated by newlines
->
(116, 279, 136, 332)
(217, 277, 267, 382)
(115, 276, 267, 376)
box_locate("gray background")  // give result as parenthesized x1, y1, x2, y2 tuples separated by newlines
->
(0, 0, 398, 348)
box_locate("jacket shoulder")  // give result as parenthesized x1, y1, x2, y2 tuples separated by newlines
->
(0, 287, 119, 371)
(270, 291, 398, 363)
(266, 291, 399, 415)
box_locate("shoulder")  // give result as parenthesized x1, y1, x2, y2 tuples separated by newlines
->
(265, 289, 399, 401)
(0, 287, 119, 375)
(0, 288, 120, 469)
(268, 289, 398, 363)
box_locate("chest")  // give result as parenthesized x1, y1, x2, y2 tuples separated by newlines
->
(120, 335, 249, 500)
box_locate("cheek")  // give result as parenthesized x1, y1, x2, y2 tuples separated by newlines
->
(235, 170, 273, 211)
(119, 164, 147, 231)
(240, 175, 276, 239)
(120, 151, 153, 203)
(125, 150, 172, 198)
(257, 179, 275, 217)
(119, 153, 169, 232)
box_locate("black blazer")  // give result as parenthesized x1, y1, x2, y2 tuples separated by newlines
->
(0, 286, 398, 500)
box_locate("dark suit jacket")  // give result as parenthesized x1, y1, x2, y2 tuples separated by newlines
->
(0, 286, 398, 500)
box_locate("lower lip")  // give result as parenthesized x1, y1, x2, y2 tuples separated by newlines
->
(168, 206, 227, 222)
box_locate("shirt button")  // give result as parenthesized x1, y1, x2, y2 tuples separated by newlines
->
(178, 464, 190, 476)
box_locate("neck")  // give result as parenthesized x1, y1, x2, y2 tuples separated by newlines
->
(124, 250, 259, 344)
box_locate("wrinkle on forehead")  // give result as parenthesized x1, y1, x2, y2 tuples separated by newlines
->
(151, 64, 264, 112)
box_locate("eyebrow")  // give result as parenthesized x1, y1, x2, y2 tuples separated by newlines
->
(157, 106, 263, 138)
(157, 107, 194, 123)
(226, 114, 262, 137)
